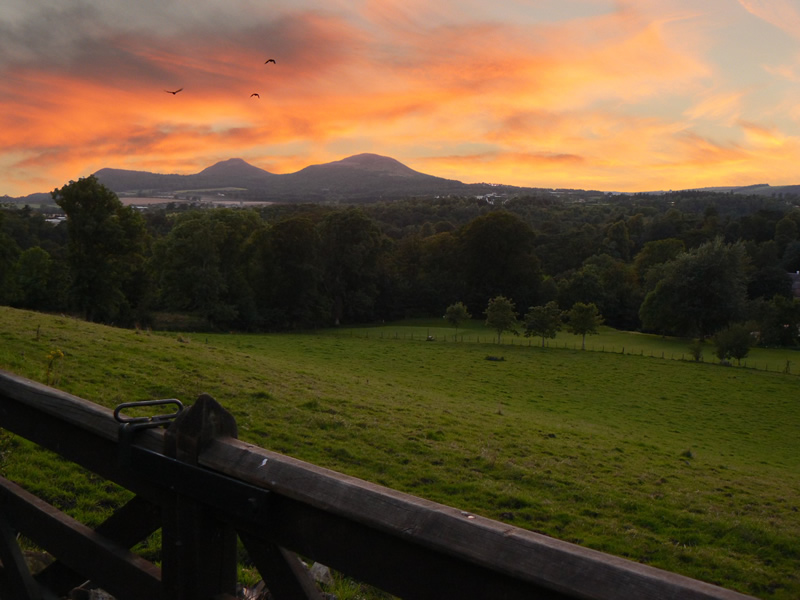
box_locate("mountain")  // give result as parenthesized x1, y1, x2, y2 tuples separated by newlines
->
(261, 153, 471, 201)
(14, 153, 798, 204)
(195, 158, 275, 182)
(89, 153, 533, 202)
(689, 183, 800, 196)
(94, 158, 274, 194)
(297, 153, 434, 177)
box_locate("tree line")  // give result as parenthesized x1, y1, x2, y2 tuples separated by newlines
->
(2, 176, 800, 348)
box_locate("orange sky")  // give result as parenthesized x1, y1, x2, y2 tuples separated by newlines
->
(2, 0, 800, 197)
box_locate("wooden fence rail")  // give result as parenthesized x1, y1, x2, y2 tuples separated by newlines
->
(0, 369, 756, 600)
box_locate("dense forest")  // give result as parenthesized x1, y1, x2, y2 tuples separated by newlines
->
(2, 176, 800, 347)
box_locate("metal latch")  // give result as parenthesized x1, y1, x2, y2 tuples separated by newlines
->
(114, 399, 184, 465)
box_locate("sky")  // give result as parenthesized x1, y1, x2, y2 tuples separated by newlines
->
(2, 0, 800, 197)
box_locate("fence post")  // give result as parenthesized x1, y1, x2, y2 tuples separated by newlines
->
(0, 511, 41, 599)
(162, 393, 239, 600)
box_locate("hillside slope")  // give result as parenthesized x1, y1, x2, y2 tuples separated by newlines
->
(0, 307, 797, 598)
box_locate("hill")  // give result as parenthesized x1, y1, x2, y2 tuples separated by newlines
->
(6, 154, 800, 205)
(93, 157, 275, 194)
(672, 183, 800, 196)
(252, 153, 473, 201)
(90, 153, 541, 202)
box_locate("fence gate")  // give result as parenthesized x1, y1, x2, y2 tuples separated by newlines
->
(0, 369, 756, 600)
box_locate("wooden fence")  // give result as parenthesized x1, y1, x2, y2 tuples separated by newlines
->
(0, 369, 757, 600)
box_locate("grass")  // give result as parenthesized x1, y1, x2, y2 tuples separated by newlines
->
(337, 318, 800, 373)
(0, 307, 798, 599)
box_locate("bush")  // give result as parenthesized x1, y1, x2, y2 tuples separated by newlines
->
(713, 323, 753, 365)
(688, 339, 704, 362)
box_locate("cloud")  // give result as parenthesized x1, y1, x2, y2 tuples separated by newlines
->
(738, 0, 800, 39)
(738, 120, 787, 148)
(2, 1, 800, 195)
(414, 150, 585, 190)
(0, 5, 361, 89)
(684, 90, 745, 125)
(763, 57, 800, 82)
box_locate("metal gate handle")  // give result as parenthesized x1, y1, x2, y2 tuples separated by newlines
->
(114, 399, 184, 465)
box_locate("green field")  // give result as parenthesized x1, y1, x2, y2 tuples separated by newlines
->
(0, 307, 798, 599)
(336, 319, 800, 373)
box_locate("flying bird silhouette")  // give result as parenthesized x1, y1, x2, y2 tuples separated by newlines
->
(164, 88, 183, 95)
(264, 59, 276, 64)
(251, 93, 260, 98)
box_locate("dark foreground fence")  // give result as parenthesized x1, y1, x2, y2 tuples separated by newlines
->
(0, 369, 756, 600)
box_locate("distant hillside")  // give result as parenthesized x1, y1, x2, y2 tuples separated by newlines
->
(7, 154, 800, 204)
(85, 153, 545, 202)
(690, 183, 800, 196)
(3, 192, 52, 206)
(258, 153, 475, 201)
(94, 158, 274, 194)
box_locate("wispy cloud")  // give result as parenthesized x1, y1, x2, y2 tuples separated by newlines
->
(737, 0, 800, 39)
(684, 90, 745, 125)
(763, 56, 800, 82)
(738, 120, 788, 148)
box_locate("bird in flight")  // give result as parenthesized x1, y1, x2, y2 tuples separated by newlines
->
(264, 59, 276, 64)
(251, 93, 260, 98)
(164, 88, 183, 95)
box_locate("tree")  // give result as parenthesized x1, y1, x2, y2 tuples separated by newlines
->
(153, 209, 264, 328)
(774, 215, 798, 256)
(524, 301, 562, 347)
(459, 211, 541, 314)
(258, 216, 326, 329)
(639, 237, 749, 338)
(418, 231, 464, 314)
(688, 339, 704, 362)
(387, 234, 426, 316)
(557, 266, 604, 310)
(746, 241, 792, 300)
(633, 238, 685, 288)
(0, 211, 21, 305)
(566, 302, 603, 350)
(444, 301, 471, 337)
(317, 208, 387, 325)
(646, 207, 686, 241)
(14, 247, 53, 310)
(559, 254, 639, 330)
(752, 294, 800, 347)
(600, 220, 632, 260)
(782, 231, 800, 269)
(52, 176, 150, 323)
(713, 323, 753, 365)
(485, 296, 518, 344)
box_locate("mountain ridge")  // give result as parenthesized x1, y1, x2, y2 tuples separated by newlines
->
(91, 153, 504, 202)
(6, 153, 800, 203)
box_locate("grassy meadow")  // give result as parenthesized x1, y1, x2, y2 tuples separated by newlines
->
(0, 307, 798, 599)
(336, 319, 800, 373)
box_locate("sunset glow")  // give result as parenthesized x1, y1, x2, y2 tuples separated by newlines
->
(2, 0, 800, 197)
